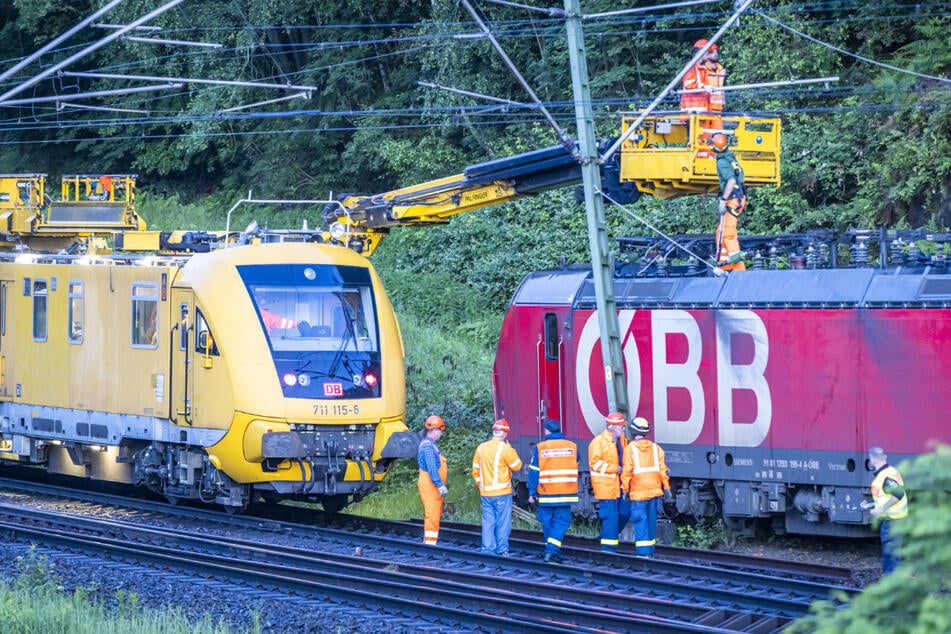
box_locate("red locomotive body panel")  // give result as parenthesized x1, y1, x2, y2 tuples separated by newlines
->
(494, 265, 951, 536)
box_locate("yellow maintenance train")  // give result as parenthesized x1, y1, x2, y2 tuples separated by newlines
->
(0, 173, 419, 512)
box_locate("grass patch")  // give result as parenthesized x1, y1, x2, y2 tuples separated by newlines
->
(0, 546, 257, 634)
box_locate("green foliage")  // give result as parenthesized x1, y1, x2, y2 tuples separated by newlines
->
(0, 546, 254, 633)
(675, 519, 734, 550)
(788, 445, 951, 633)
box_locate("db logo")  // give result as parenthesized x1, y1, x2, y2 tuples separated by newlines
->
(323, 382, 344, 397)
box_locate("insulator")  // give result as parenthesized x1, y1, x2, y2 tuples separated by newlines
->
(818, 242, 831, 268)
(769, 245, 779, 270)
(906, 241, 919, 265)
(890, 239, 904, 266)
(852, 241, 869, 267)
(752, 251, 765, 270)
(656, 255, 668, 277)
(806, 245, 818, 269)
(687, 256, 698, 275)
(936, 245, 948, 270)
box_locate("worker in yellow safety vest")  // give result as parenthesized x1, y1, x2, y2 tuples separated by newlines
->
(867, 446, 908, 574)
(472, 419, 523, 556)
(621, 417, 671, 557)
(417, 415, 448, 545)
(528, 419, 579, 563)
(588, 412, 630, 552)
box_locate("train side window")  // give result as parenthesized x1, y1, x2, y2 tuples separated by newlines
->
(1, 283, 5, 338)
(68, 281, 83, 344)
(131, 283, 159, 349)
(178, 303, 189, 351)
(32, 279, 48, 342)
(544, 313, 559, 360)
(195, 308, 219, 356)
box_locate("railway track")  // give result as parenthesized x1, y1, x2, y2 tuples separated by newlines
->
(0, 474, 854, 633)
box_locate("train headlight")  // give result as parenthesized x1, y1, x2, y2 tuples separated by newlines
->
(364, 372, 378, 387)
(282, 372, 298, 387)
(329, 222, 347, 240)
(352, 374, 363, 387)
(298, 373, 311, 387)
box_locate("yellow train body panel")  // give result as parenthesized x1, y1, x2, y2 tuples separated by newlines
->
(0, 239, 417, 511)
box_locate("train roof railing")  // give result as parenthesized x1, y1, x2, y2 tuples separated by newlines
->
(617, 228, 951, 277)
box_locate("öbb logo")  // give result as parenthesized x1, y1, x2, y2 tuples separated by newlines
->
(575, 309, 772, 447)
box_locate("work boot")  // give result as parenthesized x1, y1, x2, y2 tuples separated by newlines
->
(543, 552, 563, 564)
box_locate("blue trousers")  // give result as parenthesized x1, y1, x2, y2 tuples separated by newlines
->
(480, 494, 513, 555)
(880, 519, 902, 574)
(598, 496, 632, 552)
(537, 505, 572, 556)
(631, 497, 659, 557)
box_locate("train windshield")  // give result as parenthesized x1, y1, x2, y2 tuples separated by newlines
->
(238, 264, 382, 400)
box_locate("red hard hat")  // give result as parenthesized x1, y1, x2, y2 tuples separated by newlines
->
(711, 133, 729, 151)
(694, 38, 718, 51)
(492, 419, 510, 433)
(606, 412, 626, 427)
(424, 415, 446, 430)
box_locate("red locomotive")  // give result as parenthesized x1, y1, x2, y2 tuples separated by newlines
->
(493, 231, 951, 536)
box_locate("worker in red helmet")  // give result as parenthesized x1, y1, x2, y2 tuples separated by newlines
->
(712, 132, 747, 271)
(681, 39, 725, 113)
(418, 414, 448, 545)
(588, 412, 631, 552)
(528, 419, 579, 563)
(621, 417, 671, 557)
(472, 419, 523, 556)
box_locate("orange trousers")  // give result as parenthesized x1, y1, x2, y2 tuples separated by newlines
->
(418, 457, 448, 545)
(715, 200, 746, 271)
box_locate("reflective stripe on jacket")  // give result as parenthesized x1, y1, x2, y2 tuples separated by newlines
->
(588, 430, 626, 500)
(871, 465, 908, 520)
(529, 436, 579, 504)
(472, 437, 523, 496)
(621, 439, 670, 501)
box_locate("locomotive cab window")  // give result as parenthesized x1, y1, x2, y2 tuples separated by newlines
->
(131, 283, 158, 349)
(32, 279, 48, 342)
(195, 308, 219, 356)
(544, 312, 559, 360)
(178, 303, 189, 351)
(68, 281, 83, 344)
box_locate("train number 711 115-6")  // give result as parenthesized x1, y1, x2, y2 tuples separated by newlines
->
(313, 404, 360, 416)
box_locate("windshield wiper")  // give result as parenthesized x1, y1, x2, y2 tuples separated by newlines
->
(327, 293, 357, 379)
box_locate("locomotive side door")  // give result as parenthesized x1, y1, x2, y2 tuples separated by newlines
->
(537, 311, 564, 430)
(0, 280, 12, 398)
(169, 289, 195, 425)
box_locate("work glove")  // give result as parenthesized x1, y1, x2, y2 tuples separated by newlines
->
(437, 485, 448, 497)
(718, 198, 728, 216)
(663, 489, 674, 503)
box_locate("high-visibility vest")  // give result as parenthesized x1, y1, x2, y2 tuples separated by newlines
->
(681, 61, 725, 112)
(871, 465, 908, 520)
(588, 430, 626, 500)
(535, 438, 579, 504)
(621, 439, 670, 501)
(472, 438, 523, 497)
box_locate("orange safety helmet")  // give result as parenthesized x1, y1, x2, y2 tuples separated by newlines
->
(605, 412, 626, 427)
(424, 415, 446, 431)
(492, 419, 510, 433)
(711, 133, 729, 152)
(693, 38, 718, 52)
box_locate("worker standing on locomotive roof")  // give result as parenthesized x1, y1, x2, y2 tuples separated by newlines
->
(528, 419, 579, 563)
(472, 419, 523, 556)
(621, 417, 671, 557)
(588, 412, 631, 552)
(713, 132, 747, 272)
(867, 446, 908, 574)
(418, 415, 448, 546)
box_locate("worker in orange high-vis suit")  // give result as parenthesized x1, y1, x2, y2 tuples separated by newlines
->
(621, 417, 671, 557)
(472, 419, 523, 556)
(681, 39, 725, 151)
(528, 419, 579, 563)
(588, 412, 630, 552)
(417, 415, 448, 545)
(712, 132, 747, 271)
